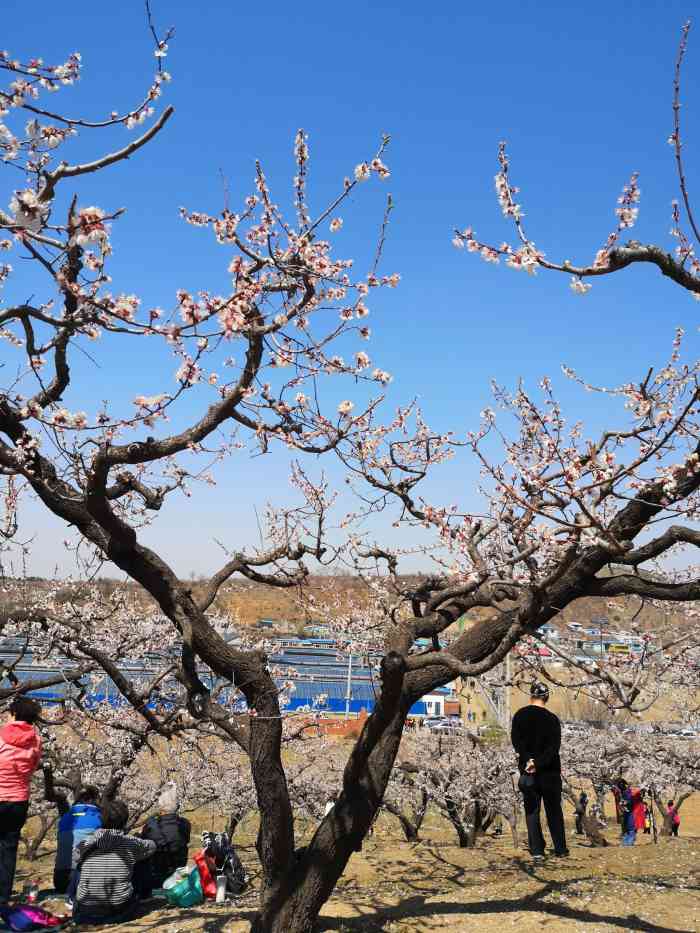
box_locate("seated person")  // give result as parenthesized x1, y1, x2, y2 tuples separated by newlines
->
(73, 799, 156, 925)
(43, 767, 102, 894)
(140, 784, 191, 890)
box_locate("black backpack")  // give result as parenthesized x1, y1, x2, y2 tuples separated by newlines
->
(142, 814, 190, 885)
(201, 830, 247, 895)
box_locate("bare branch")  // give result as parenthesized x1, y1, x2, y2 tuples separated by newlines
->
(40, 106, 175, 203)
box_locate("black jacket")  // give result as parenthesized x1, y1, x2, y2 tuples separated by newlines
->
(140, 813, 191, 886)
(510, 704, 561, 775)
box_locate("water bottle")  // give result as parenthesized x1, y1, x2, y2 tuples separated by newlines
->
(215, 874, 227, 904)
(27, 881, 39, 904)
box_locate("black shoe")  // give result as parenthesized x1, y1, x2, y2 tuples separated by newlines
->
(552, 849, 570, 857)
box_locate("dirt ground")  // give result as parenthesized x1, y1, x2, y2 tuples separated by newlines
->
(15, 795, 700, 933)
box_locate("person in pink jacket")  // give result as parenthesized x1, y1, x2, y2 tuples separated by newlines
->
(0, 697, 42, 905)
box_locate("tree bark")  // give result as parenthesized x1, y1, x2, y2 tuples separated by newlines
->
(581, 813, 608, 847)
(507, 813, 519, 848)
(593, 783, 607, 821)
(250, 655, 408, 933)
(22, 813, 57, 862)
(385, 805, 419, 842)
(383, 787, 428, 842)
(444, 799, 480, 849)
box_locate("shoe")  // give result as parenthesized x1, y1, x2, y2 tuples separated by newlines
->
(552, 849, 570, 857)
(532, 854, 546, 864)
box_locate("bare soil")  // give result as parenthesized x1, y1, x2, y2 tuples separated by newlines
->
(18, 796, 700, 932)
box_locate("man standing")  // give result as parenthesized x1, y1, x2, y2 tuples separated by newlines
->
(510, 681, 568, 863)
(0, 697, 42, 904)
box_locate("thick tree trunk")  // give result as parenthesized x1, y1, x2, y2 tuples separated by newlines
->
(581, 813, 608, 847)
(480, 807, 495, 834)
(22, 813, 57, 862)
(449, 815, 472, 848)
(384, 787, 429, 842)
(469, 801, 483, 847)
(507, 813, 519, 848)
(412, 788, 429, 839)
(399, 817, 420, 843)
(655, 792, 690, 838)
(445, 800, 480, 848)
(593, 783, 607, 821)
(251, 656, 409, 933)
(388, 808, 420, 842)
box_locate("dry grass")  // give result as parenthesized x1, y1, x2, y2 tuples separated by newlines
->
(18, 792, 700, 932)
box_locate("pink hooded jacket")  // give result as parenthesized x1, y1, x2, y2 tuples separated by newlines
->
(0, 721, 42, 801)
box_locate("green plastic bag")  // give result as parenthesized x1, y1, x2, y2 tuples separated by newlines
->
(163, 865, 204, 908)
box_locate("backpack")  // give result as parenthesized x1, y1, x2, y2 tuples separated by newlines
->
(201, 831, 247, 895)
(193, 850, 217, 900)
(0, 905, 64, 931)
(141, 814, 190, 885)
(142, 814, 189, 854)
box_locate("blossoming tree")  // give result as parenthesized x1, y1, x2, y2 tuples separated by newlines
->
(2, 14, 700, 933)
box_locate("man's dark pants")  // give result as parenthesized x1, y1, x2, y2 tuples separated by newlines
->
(521, 773, 567, 855)
(54, 868, 72, 895)
(0, 801, 29, 904)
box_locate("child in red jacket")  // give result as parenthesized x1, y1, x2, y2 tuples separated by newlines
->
(0, 697, 42, 905)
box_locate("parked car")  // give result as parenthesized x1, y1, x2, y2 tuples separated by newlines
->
(562, 721, 587, 735)
(428, 723, 464, 736)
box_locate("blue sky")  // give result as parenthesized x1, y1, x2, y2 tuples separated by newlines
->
(3, 0, 699, 578)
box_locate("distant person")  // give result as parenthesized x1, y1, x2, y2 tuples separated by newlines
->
(643, 802, 652, 835)
(73, 799, 156, 924)
(43, 766, 102, 895)
(615, 779, 645, 846)
(510, 681, 568, 862)
(575, 791, 588, 835)
(0, 697, 42, 906)
(614, 781, 628, 836)
(667, 800, 680, 837)
(139, 784, 191, 890)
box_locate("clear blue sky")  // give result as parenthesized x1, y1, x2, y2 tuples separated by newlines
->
(3, 0, 699, 578)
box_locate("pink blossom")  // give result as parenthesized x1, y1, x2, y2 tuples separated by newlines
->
(175, 358, 202, 385)
(569, 277, 592, 295)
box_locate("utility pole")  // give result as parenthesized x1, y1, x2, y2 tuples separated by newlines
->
(344, 650, 353, 720)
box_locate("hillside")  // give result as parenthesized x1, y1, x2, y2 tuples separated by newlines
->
(3, 574, 692, 637)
